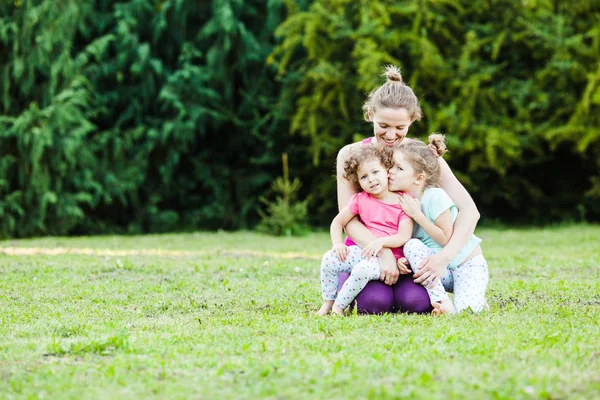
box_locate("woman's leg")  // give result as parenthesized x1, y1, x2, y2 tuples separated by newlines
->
(452, 255, 489, 313)
(334, 257, 381, 311)
(403, 239, 452, 311)
(393, 275, 433, 313)
(338, 273, 394, 314)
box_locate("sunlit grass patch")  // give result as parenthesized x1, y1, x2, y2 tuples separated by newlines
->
(0, 226, 599, 399)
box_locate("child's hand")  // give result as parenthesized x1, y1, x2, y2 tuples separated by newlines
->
(332, 243, 348, 262)
(362, 239, 384, 259)
(397, 257, 412, 274)
(399, 193, 422, 219)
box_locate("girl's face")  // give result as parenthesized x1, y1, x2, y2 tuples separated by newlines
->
(371, 107, 413, 148)
(357, 158, 388, 196)
(388, 150, 419, 192)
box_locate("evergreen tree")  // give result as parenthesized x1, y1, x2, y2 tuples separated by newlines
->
(0, 0, 97, 236)
(0, 0, 294, 237)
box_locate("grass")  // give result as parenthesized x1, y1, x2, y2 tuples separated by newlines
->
(1, 225, 599, 399)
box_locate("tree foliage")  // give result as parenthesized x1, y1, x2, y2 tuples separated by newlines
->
(1, 0, 599, 238)
(273, 0, 600, 223)
(257, 153, 310, 236)
(0, 0, 292, 237)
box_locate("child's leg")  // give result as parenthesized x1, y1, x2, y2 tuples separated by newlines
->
(320, 246, 363, 300)
(403, 239, 452, 307)
(334, 257, 381, 311)
(452, 255, 489, 313)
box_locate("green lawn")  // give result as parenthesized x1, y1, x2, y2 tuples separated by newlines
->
(1, 226, 599, 399)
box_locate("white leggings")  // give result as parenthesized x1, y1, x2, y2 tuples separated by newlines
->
(320, 246, 381, 310)
(403, 239, 489, 313)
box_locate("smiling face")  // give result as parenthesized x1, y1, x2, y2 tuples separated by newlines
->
(357, 158, 389, 196)
(371, 107, 413, 148)
(388, 150, 421, 193)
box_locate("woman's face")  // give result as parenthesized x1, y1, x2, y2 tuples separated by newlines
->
(388, 150, 418, 192)
(371, 107, 413, 148)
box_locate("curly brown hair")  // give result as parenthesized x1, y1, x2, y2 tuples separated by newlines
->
(343, 145, 394, 192)
(398, 134, 447, 188)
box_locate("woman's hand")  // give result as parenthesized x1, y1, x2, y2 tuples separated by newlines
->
(378, 249, 400, 285)
(413, 252, 451, 287)
(397, 257, 412, 274)
(332, 243, 349, 262)
(398, 194, 423, 219)
(362, 239, 384, 259)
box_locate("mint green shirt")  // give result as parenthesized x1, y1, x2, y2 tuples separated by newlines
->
(413, 188, 482, 268)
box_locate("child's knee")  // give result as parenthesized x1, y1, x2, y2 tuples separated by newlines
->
(351, 262, 379, 280)
(320, 251, 337, 272)
(322, 250, 338, 264)
(404, 238, 424, 255)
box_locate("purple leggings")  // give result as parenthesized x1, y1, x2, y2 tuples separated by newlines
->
(338, 272, 433, 314)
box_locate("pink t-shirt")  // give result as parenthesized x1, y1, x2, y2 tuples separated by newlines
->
(346, 191, 409, 259)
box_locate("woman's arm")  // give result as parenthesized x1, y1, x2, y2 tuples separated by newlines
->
(437, 157, 480, 258)
(336, 143, 399, 284)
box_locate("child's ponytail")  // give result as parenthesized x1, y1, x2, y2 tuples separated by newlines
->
(428, 133, 447, 157)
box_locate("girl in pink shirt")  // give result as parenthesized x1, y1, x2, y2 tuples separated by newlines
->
(317, 145, 414, 316)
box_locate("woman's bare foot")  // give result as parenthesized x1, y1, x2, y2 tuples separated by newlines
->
(432, 299, 456, 316)
(331, 304, 345, 316)
(317, 301, 334, 316)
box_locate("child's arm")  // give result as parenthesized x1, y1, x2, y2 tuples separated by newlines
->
(330, 206, 357, 261)
(399, 194, 453, 246)
(361, 218, 414, 258)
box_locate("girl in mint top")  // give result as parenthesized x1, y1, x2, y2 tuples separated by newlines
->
(389, 135, 489, 314)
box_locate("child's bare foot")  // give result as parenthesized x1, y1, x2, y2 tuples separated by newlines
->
(432, 299, 456, 316)
(317, 301, 334, 316)
(331, 304, 345, 316)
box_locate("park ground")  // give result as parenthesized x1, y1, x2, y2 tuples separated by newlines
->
(1, 225, 599, 399)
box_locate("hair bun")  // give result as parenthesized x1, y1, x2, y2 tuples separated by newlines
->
(384, 65, 404, 84)
(428, 133, 447, 157)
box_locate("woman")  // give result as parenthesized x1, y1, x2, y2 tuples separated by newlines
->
(336, 65, 481, 314)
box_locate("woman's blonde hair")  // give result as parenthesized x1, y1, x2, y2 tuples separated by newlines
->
(398, 134, 447, 188)
(362, 65, 423, 122)
(343, 145, 394, 192)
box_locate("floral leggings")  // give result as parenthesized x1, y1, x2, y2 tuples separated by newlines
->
(320, 246, 381, 310)
(403, 238, 489, 313)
